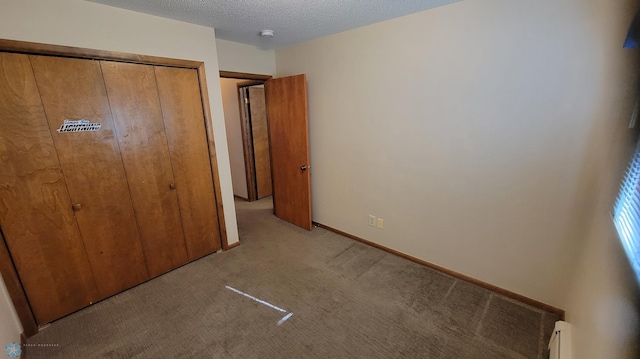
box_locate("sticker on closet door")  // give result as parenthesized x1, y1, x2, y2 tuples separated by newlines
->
(57, 119, 101, 133)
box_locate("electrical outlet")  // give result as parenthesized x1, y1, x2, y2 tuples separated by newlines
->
(377, 218, 384, 229)
(369, 215, 376, 227)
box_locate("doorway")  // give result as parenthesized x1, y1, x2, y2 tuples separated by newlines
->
(220, 71, 313, 230)
(220, 74, 272, 202)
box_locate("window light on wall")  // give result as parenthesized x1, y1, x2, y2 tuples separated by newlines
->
(613, 141, 640, 281)
(614, 11, 640, 281)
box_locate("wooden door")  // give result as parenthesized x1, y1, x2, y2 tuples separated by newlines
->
(265, 74, 312, 230)
(30, 56, 149, 299)
(248, 87, 272, 199)
(154, 66, 222, 260)
(0, 53, 100, 324)
(100, 61, 189, 278)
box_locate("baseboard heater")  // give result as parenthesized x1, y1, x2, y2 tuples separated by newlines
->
(548, 321, 572, 359)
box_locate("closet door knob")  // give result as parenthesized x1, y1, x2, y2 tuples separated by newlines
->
(72, 203, 82, 212)
(169, 183, 177, 190)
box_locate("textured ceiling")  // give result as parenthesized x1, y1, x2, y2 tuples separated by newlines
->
(87, 0, 462, 49)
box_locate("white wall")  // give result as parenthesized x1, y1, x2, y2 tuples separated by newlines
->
(562, 0, 640, 357)
(220, 78, 249, 198)
(216, 39, 276, 75)
(0, 277, 22, 348)
(275, 0, 639, 315)
(0, 0, 241, 338)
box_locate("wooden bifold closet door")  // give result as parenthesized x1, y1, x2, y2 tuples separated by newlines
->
(154, 66, 222, 260)
(30, 55, 150, 300)
(100, 61, 190, 278)
(0, 53, 221, 325)
(0, 53, 100, 325)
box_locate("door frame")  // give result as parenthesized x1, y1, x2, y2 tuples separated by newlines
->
(238, 81, 266, 201)
(219, 71, 272, 202)
(0, 38, 230, 337)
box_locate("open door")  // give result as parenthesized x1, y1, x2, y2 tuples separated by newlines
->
(265, 74, 312, 230)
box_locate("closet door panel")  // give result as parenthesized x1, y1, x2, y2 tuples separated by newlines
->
(100, 61, 189, 277)
(154, 67, 221, 259)
(30, 55, 149, 298)
(0, 53, 99, 324)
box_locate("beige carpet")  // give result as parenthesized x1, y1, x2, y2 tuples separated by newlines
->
(25, 197, 559, 358)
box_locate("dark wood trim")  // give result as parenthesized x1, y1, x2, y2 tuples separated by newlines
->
(197, 64, 229, 251)
(0, 38, 201, 69)
(219, 71, 272, 81)
(227, 241, 241, 250)
(237, 80, 265, 88)
(233, 194, 249, 201)
(237, 85, 258, 201)
(0, 230, 38, 338)
(314, 222, 566, 319)
(264, 82, 277, 218)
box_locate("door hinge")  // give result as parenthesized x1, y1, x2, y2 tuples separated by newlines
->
(244, 98, 249, 104)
